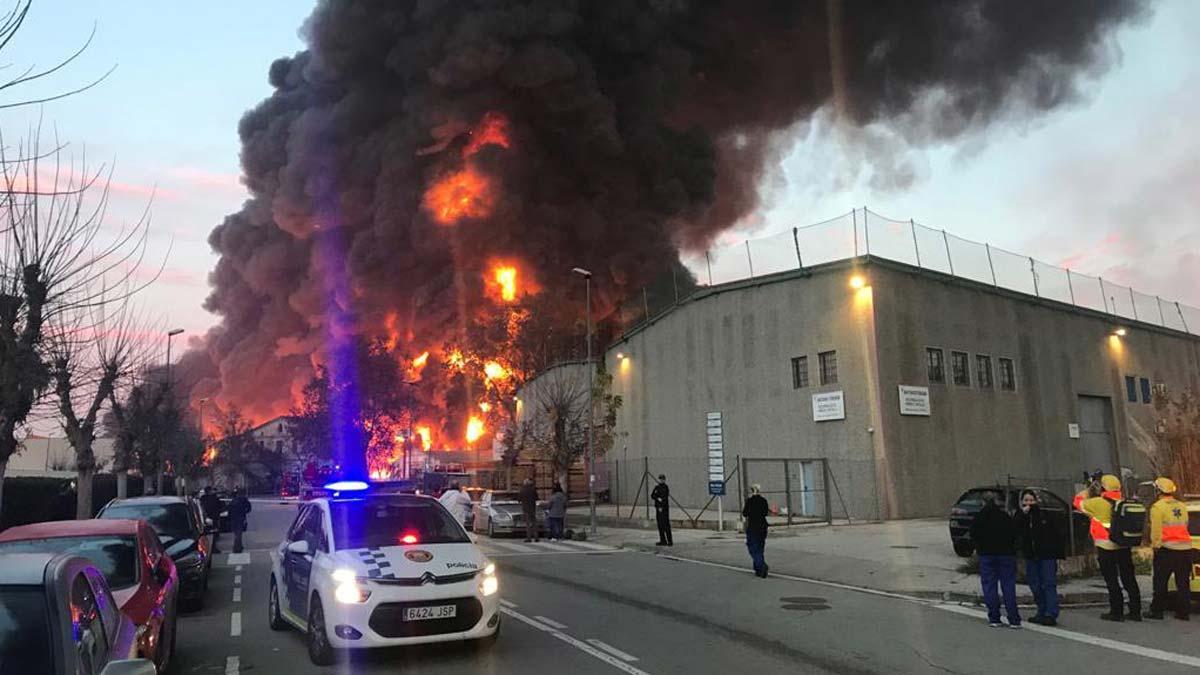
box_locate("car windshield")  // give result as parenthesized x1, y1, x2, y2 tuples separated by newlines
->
(101, 503, 194, 541)
(0, 587, 52, 672)
(0, 537, 138, 589)
(329, 499, 470, 549)
(490, 492, 519, 504)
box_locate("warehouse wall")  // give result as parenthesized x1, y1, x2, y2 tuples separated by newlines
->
(868, 261, 1200, 517)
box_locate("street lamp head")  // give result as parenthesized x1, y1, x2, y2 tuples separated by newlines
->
(571, 267, 592, 278)
(167, 328, 185, 337)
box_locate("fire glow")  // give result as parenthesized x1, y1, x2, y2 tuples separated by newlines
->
(463, 112, 511, 157)
(411, 351, 429, 369)
(483, 361, 509, 382)
(423, 168, 493, 224)
(493, 266, 517, 302)
(466, 416, 485, 444)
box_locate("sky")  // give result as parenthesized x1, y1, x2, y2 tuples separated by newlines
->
(2, 0, 1197, 350)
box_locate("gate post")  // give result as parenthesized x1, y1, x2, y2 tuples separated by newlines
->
(823, 459, 833, 525)
(644, 457, 650, 521)
(736, 455, 743, 517)
(783, 459, 793, 526)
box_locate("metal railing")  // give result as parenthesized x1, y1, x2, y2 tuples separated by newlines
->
(620, 208, 1200, 336)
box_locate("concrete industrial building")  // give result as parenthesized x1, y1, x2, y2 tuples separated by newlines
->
(516, 246, 1200, 521)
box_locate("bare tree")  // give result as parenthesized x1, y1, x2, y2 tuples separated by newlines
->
(0, 130, 155, 522)
(48, 298, 154, 517)
(511, 365, 622, 492)
(1152, 386, 1200, 492)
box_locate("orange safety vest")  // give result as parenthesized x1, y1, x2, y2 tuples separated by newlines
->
(1074, 490, 1122, 545)
(1152, 496, 1191, 550)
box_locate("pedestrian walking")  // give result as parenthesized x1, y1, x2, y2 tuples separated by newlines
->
(518, 478, 540, 542)
(1014, 489, 1063, 626)
(970, 491, 1021, 628)
(1074, 474, 1141, 621)
(547, 482, 568, 541)
(227, 487, 252, 554)
(199, 487, 225, 554)
(438, 482, 473, 527)
(742, 484, 769, 577)
(1147, 477, 1191, 621)
(651, 474, 672, 546)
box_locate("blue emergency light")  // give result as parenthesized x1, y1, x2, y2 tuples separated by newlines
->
(324, 480, 370, 494)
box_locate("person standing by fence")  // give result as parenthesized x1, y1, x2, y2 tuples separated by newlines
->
(742, 484, 769, 577)
(547, 482, 567, 541)
(1014, 489, 1062, 626)
(651, 474, 672, 546)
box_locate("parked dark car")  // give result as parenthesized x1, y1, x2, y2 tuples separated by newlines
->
(98, 496, 213, 607)
(948, 486, 1090, 557)
(0, 552, 157, 675)
(0, 519, 179, 671)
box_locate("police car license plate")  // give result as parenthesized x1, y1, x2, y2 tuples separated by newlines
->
(403, 605, 457, 621)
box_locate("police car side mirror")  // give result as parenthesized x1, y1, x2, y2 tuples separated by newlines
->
(286, 540, 310, 555)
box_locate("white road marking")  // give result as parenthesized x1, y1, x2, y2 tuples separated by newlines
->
(534, 542, 575, 552)
(567, 541, 616, 551)
(234, 575, 242, 585)
(501, 608, 651, 675)
(656, 550, 1200, 667)
(489, 541, 537, 553)
(936, 604, 1200, 668)
(226, 552, 251, 566)
(233, 588, 242, 603)
(587, 639, 639, 662)
(498, 599, 518, 608)
(224, 655, 239, 675)
(230, 612, 242, 637)
(534, 615, 568, 629)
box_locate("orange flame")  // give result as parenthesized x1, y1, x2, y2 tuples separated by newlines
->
(415, 425, 433, 452)
(423, 168, 493, 224)
(479, 401, 492, 413)
(466, 416, 485, 444)
(446, 349, 466, 370)
(201, 446, 218, 467)
(483, 361, 509, 381)
(463, 112, 511, 158)
(492, 266, 517, 302)
(411, 351, 429, 369)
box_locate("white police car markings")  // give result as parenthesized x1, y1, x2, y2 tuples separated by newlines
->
(354, 548, 397, 579)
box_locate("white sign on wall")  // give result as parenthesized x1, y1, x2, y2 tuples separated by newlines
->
(898, 385, 931, 416)
(1067, 423, 1080, 439)
(705, 412, 725, 495)
(812, 391, 845, 422)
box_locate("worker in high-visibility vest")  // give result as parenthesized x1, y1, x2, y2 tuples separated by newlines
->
(1147, 477, 1191, 620)
(1074, 474, 1142, 621)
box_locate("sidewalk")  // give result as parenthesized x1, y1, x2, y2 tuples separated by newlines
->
(570, 516, 1149, 607)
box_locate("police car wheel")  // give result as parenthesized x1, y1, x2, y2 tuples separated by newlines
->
(307, 595, 335, 666)
(268, 577, 286, 631)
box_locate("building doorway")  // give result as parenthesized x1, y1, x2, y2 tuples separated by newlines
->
(1077, 395, 1117, 473)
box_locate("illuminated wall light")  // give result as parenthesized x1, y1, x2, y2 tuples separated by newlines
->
(849, 275, 866, 290)
(1113, 328, 1127, 337)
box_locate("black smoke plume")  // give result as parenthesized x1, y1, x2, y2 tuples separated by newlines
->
(189, 0, 1147, 423)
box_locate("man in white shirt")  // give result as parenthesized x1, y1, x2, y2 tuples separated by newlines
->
(438, 481, 473, 526)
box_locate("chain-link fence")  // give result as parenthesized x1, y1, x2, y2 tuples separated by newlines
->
(740, 457, 831, 525)
(620, 208, 1200, 336)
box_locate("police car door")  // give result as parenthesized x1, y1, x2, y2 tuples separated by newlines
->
(283, 506, 314, 618)
(290, 506, 328, 619)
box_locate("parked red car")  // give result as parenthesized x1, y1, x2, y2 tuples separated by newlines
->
(0, 519, 179, 672)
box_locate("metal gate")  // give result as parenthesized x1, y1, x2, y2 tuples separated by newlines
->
(740, 457, 832, 525)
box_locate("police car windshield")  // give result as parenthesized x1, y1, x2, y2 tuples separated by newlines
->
(329, 499, 470, 549)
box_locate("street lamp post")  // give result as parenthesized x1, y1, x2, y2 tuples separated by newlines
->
(572, 267, 597, 534)
(198, 397, 210, 486)
(162, 328, 184, 494)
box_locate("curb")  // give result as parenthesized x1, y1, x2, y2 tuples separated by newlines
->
(620, 541, 1112, 607)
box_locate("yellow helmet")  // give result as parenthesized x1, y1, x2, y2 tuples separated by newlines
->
(1153, 477, 1178, 494)
(1100, 474, 1122, 492)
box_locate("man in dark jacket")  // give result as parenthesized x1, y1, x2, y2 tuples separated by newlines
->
(200, 488, 225, 553)
(970, 492, 1021, 628)
(518, 478, 540, 543)
(1014, 489, 1063, 625)
(742, 484, 770, 577)
(651, 474, 672, 546)
(227, 488, 252, 554)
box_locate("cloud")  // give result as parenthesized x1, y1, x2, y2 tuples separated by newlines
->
(166, 167, 246, 194)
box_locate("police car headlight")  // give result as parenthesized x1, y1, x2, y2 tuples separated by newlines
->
(483, 562, 495, 576)
(332, 568, 370, 603)
(480, 574, 499, 596)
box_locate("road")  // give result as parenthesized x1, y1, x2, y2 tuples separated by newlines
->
(171, 502, 1200, 674)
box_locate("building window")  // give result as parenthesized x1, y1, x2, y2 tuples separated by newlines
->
(998, 358, 1016, 391)
(926, 348, 945, 384)
(1140, 378, 1151, 404)
(951, 351, 970, 386)
(818, 351, 838, 385)
(1125, 376, 1137, 402)
(791, 356, 809, 389)
(976, 355, 993, 389)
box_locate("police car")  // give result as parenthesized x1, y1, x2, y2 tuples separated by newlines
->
(267, 483, 500, 665)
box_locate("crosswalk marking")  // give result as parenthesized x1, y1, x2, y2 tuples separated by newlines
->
(489, 541, 537, 553)
(534, 542, 575, 552)
(567, 541, 615, 550)
(478, 539, 620, 556)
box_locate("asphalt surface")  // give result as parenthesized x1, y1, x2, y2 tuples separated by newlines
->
(170, 502, 1200, 674)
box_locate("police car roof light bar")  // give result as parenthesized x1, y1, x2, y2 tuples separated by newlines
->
(325, 480, 370, 493)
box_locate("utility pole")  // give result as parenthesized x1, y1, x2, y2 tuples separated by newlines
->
(163, 328, 184, 494)
(572, 267, 597, 534)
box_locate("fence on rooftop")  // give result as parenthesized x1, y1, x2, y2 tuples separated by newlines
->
(618, 208, 1200, 337)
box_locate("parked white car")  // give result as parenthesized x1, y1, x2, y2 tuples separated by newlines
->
(267, 490, 500, 665)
